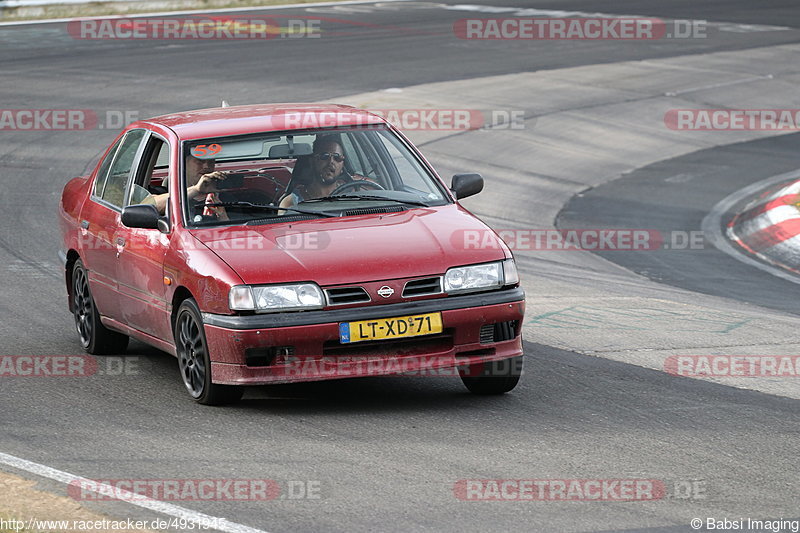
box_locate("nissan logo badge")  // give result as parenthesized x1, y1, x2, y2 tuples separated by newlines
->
(377, 286, 394, 298)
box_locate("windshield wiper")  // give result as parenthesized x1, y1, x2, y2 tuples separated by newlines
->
(299, 195, 429, 207)
(206, 201, 337, 218)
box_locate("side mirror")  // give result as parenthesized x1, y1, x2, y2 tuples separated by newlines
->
(121, 204, 168, 232)
(451, 173, 484, 200)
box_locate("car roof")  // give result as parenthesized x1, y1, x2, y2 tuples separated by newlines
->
(144, 103, 387, 140)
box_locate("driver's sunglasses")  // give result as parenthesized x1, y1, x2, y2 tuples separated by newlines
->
(315, 152, 345, 163)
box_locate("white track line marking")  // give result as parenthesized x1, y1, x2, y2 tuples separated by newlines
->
(0, 451, 270, 533)
(702, 168, 800, 285)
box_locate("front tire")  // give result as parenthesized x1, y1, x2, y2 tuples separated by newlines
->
(459, 356, 523, 395)
(174, 298, 243, 405)
(72, 260, 129, 355)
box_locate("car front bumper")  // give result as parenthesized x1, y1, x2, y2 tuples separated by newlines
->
(202, 287, 525, 385)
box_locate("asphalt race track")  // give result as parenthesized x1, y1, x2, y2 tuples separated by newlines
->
(1, 1, 800, 532)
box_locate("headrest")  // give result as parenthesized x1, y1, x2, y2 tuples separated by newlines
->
(290, 155, 315, 185)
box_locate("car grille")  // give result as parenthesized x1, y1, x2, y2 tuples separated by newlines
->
(479, 321, 518, 344)
(402, 277, 442, 297)
(479, 325, 495, 344)
(325, 286, 371, 305)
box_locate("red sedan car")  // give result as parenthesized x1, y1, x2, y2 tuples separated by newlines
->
(59, 104, 525, 404)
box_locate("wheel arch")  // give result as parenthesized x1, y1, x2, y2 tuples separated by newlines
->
(170, 286, 195, 333)
(65, 249, 81, 312)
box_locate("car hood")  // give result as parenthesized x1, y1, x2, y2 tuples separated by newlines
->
(190, 205, 511, 286)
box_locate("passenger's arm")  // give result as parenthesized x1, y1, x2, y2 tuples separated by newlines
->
(279, 193, 295, 209)
(152, 193, 169, 215)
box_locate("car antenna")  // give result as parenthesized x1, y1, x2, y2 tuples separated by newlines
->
(221, 100, 230, 108)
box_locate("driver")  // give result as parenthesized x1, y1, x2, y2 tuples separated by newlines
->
(279, 135, 353, 209)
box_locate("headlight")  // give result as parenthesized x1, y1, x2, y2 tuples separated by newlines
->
(442, 262, 497, 294)
(229, 283, 324, 312)
(443, 259, 519, 295)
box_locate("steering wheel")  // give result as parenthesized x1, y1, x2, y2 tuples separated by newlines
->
(330, 179, 386, 196)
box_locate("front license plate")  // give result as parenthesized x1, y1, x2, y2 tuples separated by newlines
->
(339, 312, 443, 344)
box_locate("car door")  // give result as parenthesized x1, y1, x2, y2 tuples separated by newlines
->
(80, 128, 147, 321)
(115, 133, 173, 341)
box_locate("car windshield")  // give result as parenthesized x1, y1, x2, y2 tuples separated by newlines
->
(181, 126, 450, 226)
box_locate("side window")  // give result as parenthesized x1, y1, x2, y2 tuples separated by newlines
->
(126, 136, 168, 208)
(339, 134, 365, 176)
(155, 142, 169, 168)
(101, 129, 147, 208)
(92, 137, 123, 198)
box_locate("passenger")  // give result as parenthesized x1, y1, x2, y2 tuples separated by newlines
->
(152, 154, 228, 220)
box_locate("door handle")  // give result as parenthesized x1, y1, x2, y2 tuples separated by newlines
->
(115, 237, 125, 258)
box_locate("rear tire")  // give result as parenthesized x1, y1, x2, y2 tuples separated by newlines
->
(174, 298, 243, 405)
(72, 260, 129, 355)
(459, 356, 523, 395)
